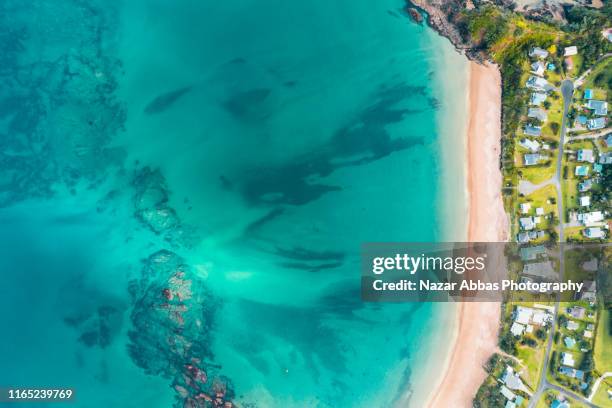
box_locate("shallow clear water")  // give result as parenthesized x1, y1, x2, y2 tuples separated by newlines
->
(0, 0, 465, 407)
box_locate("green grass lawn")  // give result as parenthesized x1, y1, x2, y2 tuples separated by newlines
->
(594, 306, 612, 374)
(583, 56, 611, 93)
(565, 226, 589, 241)
(543, 94, 564, 138)
(520, 163, 556, 184)
(592, 377, 612, 407)
(516, 345, 545, 389)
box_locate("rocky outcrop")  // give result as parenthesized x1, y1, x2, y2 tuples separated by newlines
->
(404, 0, 486, 62)
(128, 250, 234, 408)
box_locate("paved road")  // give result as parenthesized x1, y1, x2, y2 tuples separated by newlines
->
(518, 179, 554, 196)
(527, 79, 573, 408)
(566, 128, 612, 143)
(554, 79, 574, 241)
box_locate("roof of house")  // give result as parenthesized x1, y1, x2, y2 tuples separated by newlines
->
(600, 152, 612, 164)
(531, 61, 545, 75)
(519, 216, 536, 230)
(588, 117, 606, 129)
(564, 46, 578, 56)
(524, 154, 541, 166)
(520, 245, 546, 261)
(500, 385, 516, 400)
(528, 107, 548, 121)
(578, 179, 593, 191)
(587, 99, 608, 115)
(584, 89, 594, 99)
(575, 165, 589, 176)
(606, 134, 612, 146)
(585, 227, 604, 239)
(523, 261, 557, 280)
(529, 47, 549, 58)
(577, 149, 594, 162)
(562, 352, 575, 367)
(564, 337, 576, 348)
(524, 125, 542, 137)
(519, 139, 540, 152)
(578, 210, 604, 226)
(530, 92, 547, 106)
(567, 320, 579, 330)
(510, 322, 525, 336)
(517, 232, 530, 243)
(579, 196, 591, 206)
(526, 76, 548, 90)
(551, 400, 570, 408)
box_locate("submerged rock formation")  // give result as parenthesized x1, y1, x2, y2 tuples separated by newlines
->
(128, 250, 235, 408)
(132, 167, 198, 248)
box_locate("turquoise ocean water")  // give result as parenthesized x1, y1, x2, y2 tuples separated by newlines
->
(0, 0, 467, 407)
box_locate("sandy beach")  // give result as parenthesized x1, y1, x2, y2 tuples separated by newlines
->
(425, 61, 509, 408)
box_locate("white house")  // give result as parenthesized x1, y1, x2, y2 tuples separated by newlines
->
(584, 227, 605, 239)
(578, 211, 604, 226)
(528, 107, 548, 122)
(519, 139, 540, 152)
(579, 196, 591, 207)
(515, 306, 534, 325)
(526, 76, 549, 90)
(531, 61, 546, 76)
(511, 322, 525, 336)
(519, 202, 532, 214)
(519, 217, 536, 230)
(562, 352, 575, 367)
(564, 46, 578, 56)
(567, 320, 579, 330)
(577, 149, 595, 163)
(529, 47, 549, 59)
(530, 92, 547, 106)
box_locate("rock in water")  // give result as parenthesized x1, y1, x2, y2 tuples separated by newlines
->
(127, 250, 235, 407)
(405, 7, 423, 24)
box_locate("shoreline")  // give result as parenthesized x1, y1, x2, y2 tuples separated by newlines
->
(424, 61, 508, 408)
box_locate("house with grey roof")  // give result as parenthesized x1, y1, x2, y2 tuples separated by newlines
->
(577, 149, 595, 163)
(524, 125, 542, 137)
(531, 61, 545, 76)
(524, 154, 541, 166)
(519, 217, 536, 231)
(600, 152, 612, 164)
(577, 280, 597, 302)
(528, 107, 547, 122)
(529, 47, 549, 59)
(523, 261, 557, 280)
(587, 99, 608, 115)
(606, 134, 612, 147)
(588, 117, 606, 130)
(526, 76, 548, 90)
(530, 92, 547, 106)
(584, 227, 605, 239)
(517, 232, 530, 243)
